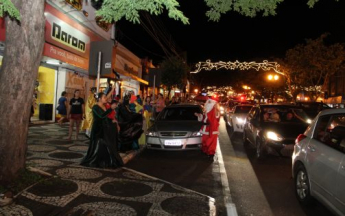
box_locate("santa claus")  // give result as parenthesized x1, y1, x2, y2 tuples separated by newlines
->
(195, 96, 220, 160)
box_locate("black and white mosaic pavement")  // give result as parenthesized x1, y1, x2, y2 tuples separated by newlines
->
(0, 124, 215, 216)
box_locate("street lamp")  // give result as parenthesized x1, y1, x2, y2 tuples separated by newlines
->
(267, 74, 279, 103)
(268, 74, 279, 81)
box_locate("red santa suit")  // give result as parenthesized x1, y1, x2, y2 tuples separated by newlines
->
(198, 98, 220, 156)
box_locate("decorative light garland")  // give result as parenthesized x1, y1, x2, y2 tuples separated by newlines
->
(191, 59, 284, 75)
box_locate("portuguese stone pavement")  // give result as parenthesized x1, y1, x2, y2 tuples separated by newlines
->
(0, 124, 216, 216)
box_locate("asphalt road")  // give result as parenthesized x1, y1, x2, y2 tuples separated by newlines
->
(127, 118, 335, 216)
(220, 117, 334, 216)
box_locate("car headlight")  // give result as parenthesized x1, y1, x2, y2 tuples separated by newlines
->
(236, 117, 245, 124)
(147, 131, 159, 137)
(306, 119, 312, 124)
(266, 131, 283, 141)
(191, 131, 202, 137)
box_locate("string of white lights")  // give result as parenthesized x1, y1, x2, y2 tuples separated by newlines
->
(191, 59, 284, 75)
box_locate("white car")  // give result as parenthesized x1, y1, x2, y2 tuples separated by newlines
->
(225, 105, 252, 132)
(292, 108, 345, 216)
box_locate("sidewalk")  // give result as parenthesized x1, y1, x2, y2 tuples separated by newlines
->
(0, 124, 216, 215)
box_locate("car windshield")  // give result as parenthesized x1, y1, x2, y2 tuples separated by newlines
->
(261, 107, 308, 123)
(158, 107, 201, 121)
(234, 106, 252, 114)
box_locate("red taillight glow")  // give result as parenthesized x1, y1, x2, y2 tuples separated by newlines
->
(295, 134, 306, 144)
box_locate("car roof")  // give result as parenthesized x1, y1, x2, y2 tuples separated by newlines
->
(318, 108, 345, 116)
(235, 104, 253, 107)
(256, 104, 300, 108)
(167, 103, 202, 108)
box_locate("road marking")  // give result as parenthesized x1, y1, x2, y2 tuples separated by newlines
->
(216, 140, 238, 216)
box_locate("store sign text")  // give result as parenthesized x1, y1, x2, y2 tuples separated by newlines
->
(124, 63, 137, 76)
(52, 23, 86, 53)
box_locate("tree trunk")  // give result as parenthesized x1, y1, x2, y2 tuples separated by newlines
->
(0, 0, 45, 184)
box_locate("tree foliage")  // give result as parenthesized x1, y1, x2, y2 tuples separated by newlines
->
(160, 56, 189, 97)
(282, 33, 345, 101)
(96, 0, 189, 24)
(0, 0, 20, 20)
(95, 0, 339, 24)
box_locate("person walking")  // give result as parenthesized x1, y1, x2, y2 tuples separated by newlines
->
(57, 91, 68, 126)
(80, 92, 123, 168)
(81, 87, 97, 138)
(195, 96, 220, 160)
(67, 90, 85, 140)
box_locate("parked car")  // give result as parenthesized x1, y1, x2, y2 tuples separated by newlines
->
(295, 101, 332, 120)
(146, 104, 203, 150)
(224, 105, 252, 132)
(243, 104, 310, 158)
(292, 108, 345, 216)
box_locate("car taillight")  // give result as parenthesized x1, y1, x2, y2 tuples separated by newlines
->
(295, 134, 306, 145)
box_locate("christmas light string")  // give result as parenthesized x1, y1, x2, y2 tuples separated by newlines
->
(191, 59, 284, 75)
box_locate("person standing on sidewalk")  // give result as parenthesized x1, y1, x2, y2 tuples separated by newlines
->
(81, 87, 97, 138)
(68, 90, 85, 141)
(194, 96, 220, 160)
(81, 92, 123, 168)
(57, 91, 68, 126)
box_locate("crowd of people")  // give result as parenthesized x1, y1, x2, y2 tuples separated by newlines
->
(56, 87, 193, 168)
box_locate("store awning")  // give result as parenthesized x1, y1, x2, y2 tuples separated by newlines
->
(115, 68, 148, 85)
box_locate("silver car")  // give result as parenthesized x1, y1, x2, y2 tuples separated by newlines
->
(292, 108, 345, 216)
(225, 105, 252, 132)
(146, 104, 203, 150)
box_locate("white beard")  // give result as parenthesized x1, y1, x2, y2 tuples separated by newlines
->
(204, 99, 216, 113)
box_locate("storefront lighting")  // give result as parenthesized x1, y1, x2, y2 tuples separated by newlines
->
(46, 60, 61, 65)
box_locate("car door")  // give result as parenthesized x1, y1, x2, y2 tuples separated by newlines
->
(335, 155, 345, 214)
(246, 107, 259, 144)
(306, 114, 344, 205)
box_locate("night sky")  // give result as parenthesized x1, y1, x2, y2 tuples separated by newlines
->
(115, 0, 345, 85)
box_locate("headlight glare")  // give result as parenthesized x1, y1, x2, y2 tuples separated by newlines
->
(191, 131, 202, 136)
(147, 131, 158, 136)
(236, 117, 245, 124)
(266, 131, 283, 141)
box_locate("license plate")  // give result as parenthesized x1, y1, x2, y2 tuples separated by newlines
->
(165, 140, 182, 146)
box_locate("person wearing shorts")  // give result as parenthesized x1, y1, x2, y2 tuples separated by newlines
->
(68, 90, 85, 140)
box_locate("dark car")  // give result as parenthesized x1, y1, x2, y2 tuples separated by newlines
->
(243, 104, 310, 159)
(146, 104, 203, 150)
(295, 101, 332, 120)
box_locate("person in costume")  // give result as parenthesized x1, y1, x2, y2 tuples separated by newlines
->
(194, 96, 220, 160)
(82, 87, 97, 138)
(80, 92, 123, 168)
(143, 96, 153, 130)
(117, 92, 143, 151)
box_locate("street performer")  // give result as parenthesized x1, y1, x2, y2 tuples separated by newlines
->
(194, 95, 220, 160)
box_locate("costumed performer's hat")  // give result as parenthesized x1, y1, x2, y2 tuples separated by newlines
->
(210, 94, 219, 102)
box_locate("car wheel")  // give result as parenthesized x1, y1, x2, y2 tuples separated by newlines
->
(256, 139, 266, 159)
(242, 130, 249, 145)
(295, 164, 313, 205)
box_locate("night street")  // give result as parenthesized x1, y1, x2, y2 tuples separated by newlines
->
(1, 1, 345, 216)
(127, 118, 335, 216)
